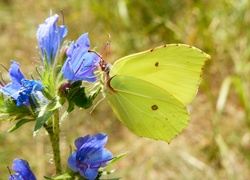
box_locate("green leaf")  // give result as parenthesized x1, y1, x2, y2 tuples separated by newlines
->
(106, 152, 127, 168)
(8, 119, 35, 132)
(0, 98, 36, 122)
(66, 100, 75, 113)
(34, 98, 62, 132)
(34, 108, 53, 132)
(61, 81, 100, 110)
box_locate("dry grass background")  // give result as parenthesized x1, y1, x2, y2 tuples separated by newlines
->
(0, 0, 250, 179)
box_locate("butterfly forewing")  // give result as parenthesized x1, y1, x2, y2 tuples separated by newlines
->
(109, 44, 210, 105)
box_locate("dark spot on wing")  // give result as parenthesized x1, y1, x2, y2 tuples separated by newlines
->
(151, 105, 158, 110)
(155, 62, 159, 67)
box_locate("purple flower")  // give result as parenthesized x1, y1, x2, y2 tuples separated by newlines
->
(62, 33, 100, 82)
(0, 61, 44, 106)
(36, 14, 67, 64)
(8, 158, 36, 180)
(68, 133, 113, 180)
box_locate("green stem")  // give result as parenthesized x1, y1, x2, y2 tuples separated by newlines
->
(44, 110, 62, 175)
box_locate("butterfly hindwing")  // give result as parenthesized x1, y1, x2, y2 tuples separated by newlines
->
(105, 75, 189, 142)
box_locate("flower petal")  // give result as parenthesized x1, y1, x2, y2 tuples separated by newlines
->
(74, 134, 91, 149)
(76, 133, 108, 160)
(80, 168, 98, 180)
(9, 61, 25, 85)
(0, 61, 25, 99)
(88, 148, 113, 166)
(62, 33, 100, 82)
(37, 14, 67, 64)
(67, 152, 78, 172)
(16, 79, 44, 107)
(68, 133, 113, 179)
(85, 133, 108, 150)
(10, 158, 36, 180)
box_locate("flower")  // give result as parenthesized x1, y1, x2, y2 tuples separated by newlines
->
(68, 133, 113, 180)
(36, 14, 67, 65)
(8, 158, 36, 180)
(0, 61, 44, 106)
(62, 33, 100, 82)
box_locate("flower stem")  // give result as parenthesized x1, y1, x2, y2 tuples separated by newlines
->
(44, 110, 62, 175)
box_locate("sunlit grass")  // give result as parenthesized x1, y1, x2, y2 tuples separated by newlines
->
(0, 0, 250, 179)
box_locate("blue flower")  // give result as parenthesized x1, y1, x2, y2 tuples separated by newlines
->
(36, 14, 67, 65)
(8, 158, 36, 180)
(68, 133, 113, 180)
(0, 61, 44, 106)
(62, 33, 100, 82)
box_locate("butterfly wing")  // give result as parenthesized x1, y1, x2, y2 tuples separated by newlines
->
(109, 44, 210, 105)
(105, 75, 189, 142)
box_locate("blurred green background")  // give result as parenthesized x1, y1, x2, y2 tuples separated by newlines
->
(0, 0, 250, 179)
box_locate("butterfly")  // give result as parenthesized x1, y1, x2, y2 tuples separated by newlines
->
(101, 44, 210, 142)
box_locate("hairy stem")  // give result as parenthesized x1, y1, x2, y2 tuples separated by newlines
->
(44, 110, 62, 175)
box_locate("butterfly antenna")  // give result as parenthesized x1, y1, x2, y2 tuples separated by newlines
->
(103, 34, 111, 57)
(97, 34, 112, 72)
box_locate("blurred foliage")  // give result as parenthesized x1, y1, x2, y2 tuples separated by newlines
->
(0, 0, 250, 179)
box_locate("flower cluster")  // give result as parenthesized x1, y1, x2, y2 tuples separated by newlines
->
(8, 133, 113, 180)
(68, 133, 113, 179)
(0, 61, 44, 107)
(0, 14, 100, 111)
(1, 14, 116, 179)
